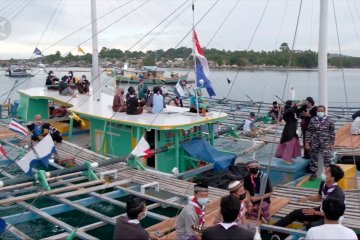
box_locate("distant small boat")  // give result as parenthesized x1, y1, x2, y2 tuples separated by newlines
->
(5, 65, 34, 78)
(115, 66, 190, 85)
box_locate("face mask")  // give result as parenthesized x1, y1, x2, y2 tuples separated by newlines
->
(139, 210, 147, 220)
(50, 73, 54, 77)
(317, 112, 325, 118)
(239, 193, 246, 200)
(197, 197, 208, 206)
(321, 173, 326, 181)
(249, 167, 259, 175)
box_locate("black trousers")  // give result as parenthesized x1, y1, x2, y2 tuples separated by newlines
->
(273, 207, 324, 239)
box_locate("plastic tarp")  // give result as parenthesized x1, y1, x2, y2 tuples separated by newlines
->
(181, 138, 236, 170)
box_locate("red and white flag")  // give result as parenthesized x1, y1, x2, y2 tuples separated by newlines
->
(131, 137, 152, 157)
(9, 119, 28, 136)
(193, 30, 210, 78)
(0, 144, 7, 158)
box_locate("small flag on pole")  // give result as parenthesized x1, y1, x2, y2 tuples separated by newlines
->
(16, 134, 56, 175)
(131, 137, 152, 157)
(174, 81, 186, 98)
(33, 47, 43, 57)
(77, 46, 85, 55)
(9, 119, 29, 136)
(0, 144, 7, 158)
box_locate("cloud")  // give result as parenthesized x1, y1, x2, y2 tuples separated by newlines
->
(0, 0, 359, 59)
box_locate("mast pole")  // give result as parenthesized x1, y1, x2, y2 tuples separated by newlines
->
(91, 0, 100, 101)
(192, 1, 199, 116)
(318, 0, 328, 110)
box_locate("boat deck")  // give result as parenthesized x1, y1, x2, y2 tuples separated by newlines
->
(272, 184, 360, 230)
(18, 87, 227, 130)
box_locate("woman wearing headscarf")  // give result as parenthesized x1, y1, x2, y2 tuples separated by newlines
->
(76, 75, 90, 95)
(112, 87, 127, 112)
(275, 100, 303, 163)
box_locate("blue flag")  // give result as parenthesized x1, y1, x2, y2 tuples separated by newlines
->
(33, 47, 43, 56)
(195, 58, 216, 97)
(0, 218, 6, 234)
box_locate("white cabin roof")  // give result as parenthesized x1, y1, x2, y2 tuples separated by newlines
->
(18, 87, 227, 130)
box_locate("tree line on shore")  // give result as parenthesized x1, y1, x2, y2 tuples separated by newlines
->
(4, 43, 360, 68)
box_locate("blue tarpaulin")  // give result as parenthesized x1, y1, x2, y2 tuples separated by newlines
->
(181, 138, 235, 170)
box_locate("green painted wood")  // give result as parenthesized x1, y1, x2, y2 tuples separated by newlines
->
(100, 121, 108, 155)
(69, 117, 74, 143)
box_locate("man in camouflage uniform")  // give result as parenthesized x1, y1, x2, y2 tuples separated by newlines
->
(305, 105, 335, 181)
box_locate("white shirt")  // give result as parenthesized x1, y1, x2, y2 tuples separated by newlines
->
(243, 118, 254, 132)
(351, 116, 360, 135)
(305, 224, 357, 240)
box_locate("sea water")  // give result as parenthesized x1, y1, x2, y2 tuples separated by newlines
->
(0, 67, 359, 239)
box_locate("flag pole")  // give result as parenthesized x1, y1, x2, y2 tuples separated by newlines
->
(192, 1, 200, 116)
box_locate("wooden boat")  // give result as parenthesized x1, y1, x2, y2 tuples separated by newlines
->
(5, 65, 34, 78)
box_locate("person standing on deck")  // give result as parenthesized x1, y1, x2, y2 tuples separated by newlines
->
(305, 105, 335, 181)
(273, 164, 345, 236)
(202, 195, 254, 240)
(137, 78, 148, 101)
(213, 180, 256, 234)
(176, 183, 209, 240)
(243, 160, 273, 223)
(113, 196, 158, 240)
(305, 197, 357, 240)
(298, 97, 317, 159)
(275, 100, 302, 164)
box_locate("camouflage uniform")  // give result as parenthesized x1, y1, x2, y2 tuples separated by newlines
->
(305, 116, 335, 173)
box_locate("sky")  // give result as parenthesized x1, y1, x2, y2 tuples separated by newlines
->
(0, 0, 360, 59)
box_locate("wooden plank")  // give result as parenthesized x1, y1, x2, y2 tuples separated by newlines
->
(6, 225, 33, 240)
(55, 179, 131, 198)
(0, 180, 105, 205)
(53, 197, 116, 225)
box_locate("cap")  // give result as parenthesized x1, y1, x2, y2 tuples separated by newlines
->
(194, 183, 208, 192)
(246, 159, 259, 166)
(228, 180, 243, 192)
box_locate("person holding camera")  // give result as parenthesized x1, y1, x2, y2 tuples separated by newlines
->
(298, 97, 317, 159)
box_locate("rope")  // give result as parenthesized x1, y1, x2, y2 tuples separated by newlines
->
(128, 0, 190, 51)
(280, 0, 303, 101)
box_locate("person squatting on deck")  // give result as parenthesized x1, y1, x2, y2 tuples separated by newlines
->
(126, 86, 143, 115)
(213, 180, 256, 234)
(76, 75, 90, 95)
(305, 197, 357, 240)
(59, 76, 75, 96)
(243, 160, 273, 223)
(112, 87, 127, 112)
(45, 70, 59, 90)
(144, 86, 164, 114)
(113, 196, 158, 240)
(298, 97, 317, 159)
(275, 100, 302, 164)
(273, 164, 345, 239)
(242, 112, 264, 138)
(305, 105, 335, 181)
(27, 114, 62, 143)
(269, 101, 282, 122)
(201, 195, 255, 240)
(176, 183, 209, 240)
